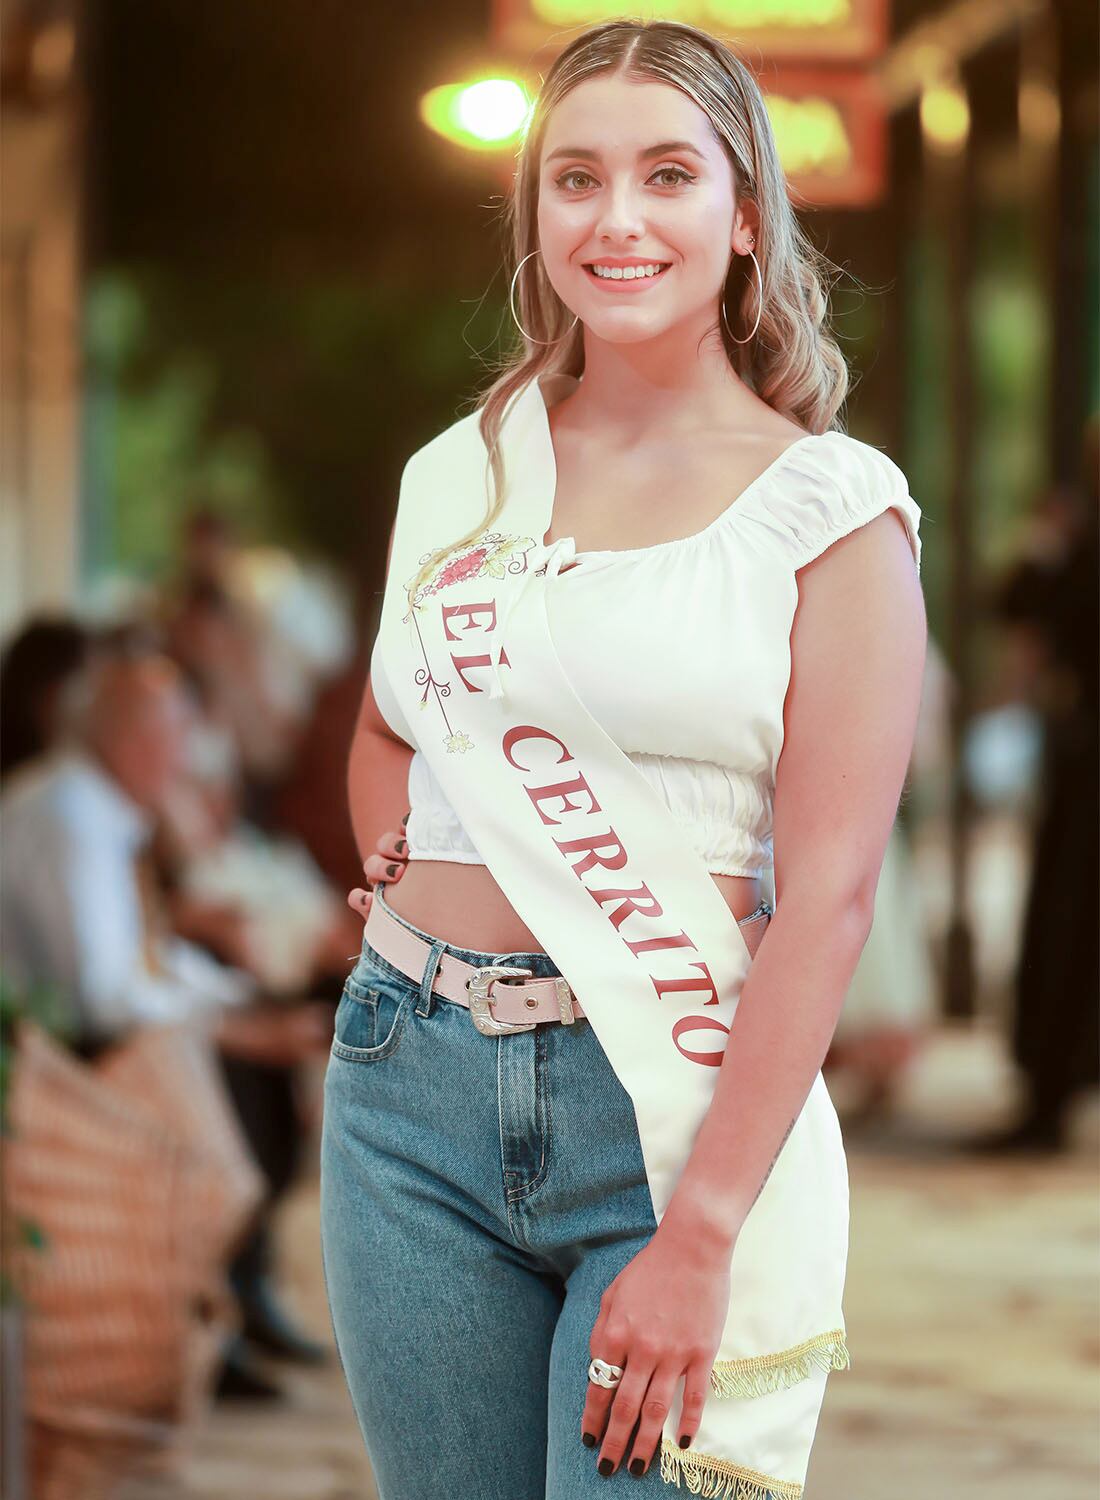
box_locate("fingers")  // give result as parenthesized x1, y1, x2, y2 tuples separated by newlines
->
(623, 1363, 680, 1477)
(581, 1292, 707, 1478)
(362, 851, 403, 886)
(346, 885, 373, 914)
(592, 1349, 661, 1478)
(348, 811, 411, 917)
(580, 1334, 626, 1456)
(580, 1290, 615, 1448)
(364, 811, 412, 888)
(374, 828, 408, 863)
(675, 1356, 712, 1453)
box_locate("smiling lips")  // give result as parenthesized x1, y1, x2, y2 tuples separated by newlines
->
(583, 259, 672, 287)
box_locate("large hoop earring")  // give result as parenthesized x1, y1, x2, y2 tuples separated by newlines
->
(721, 243, 762, 346)
(509, 249, 580, 346)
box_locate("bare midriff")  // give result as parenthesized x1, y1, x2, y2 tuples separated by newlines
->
(383, 858, 765, 956)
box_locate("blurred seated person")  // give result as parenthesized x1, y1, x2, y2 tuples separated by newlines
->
(0, 648, 334, 1394)
(0, 614, 99, 784)
(153, 707, 360, 997)
(161, 527, 304, 823)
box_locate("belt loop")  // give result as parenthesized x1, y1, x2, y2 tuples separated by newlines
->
(417, 939, 448, 1017)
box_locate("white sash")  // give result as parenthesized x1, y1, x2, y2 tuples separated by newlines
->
(376, 372, 850, 1484)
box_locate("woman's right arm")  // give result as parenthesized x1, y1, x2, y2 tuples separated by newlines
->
(347, 676, 413, 866)
(347, 520, 414, 907)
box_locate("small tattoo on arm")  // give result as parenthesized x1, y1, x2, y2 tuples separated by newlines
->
(749, 1115, 797, 1211)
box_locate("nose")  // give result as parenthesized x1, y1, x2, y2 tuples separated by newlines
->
(594, 175, 647, 245)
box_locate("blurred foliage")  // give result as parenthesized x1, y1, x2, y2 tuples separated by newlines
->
(0, 975, 77, 1305)
(83, 267, 513, 593)
(0, 974, 78, 1134)
(903, 202, 1060, 680)
(970, 204, 1048, 574)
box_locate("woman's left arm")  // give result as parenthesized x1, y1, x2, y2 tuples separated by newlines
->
(663, 504, 928, 1252)
(583, 507, 927, 1475)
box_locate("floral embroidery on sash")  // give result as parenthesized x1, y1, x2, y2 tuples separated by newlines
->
(401, 532, 535, 752)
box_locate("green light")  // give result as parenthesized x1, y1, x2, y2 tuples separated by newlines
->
(420, 77, 534, 152)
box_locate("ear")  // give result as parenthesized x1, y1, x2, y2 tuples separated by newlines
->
(732, 197, 759, 255)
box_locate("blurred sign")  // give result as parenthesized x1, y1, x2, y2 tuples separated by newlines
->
(766, 67, 885, 203)
(492, 0, 888, 63)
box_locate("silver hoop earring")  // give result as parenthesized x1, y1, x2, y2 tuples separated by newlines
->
(509, 249, 580, 346)
(721, 243, 762, 346)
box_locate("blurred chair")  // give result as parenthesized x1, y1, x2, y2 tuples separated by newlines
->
(2, 1018, 264, 1499)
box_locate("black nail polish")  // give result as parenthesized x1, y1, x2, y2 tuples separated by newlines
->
(679, 1434, 691, 1449)
(629, 1458, 645, 1476)
(581, 1432, 596, 1448)
(386, 863, 397, 876)
(396, 839, 406, 854)
(401, 812, 409, 826)
(598, 1457, 613, 1476)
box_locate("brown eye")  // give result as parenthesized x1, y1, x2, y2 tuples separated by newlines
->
(558, 169, 596, 191)
(650, 166, 695, 188)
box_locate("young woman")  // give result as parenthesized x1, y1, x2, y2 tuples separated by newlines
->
(320, 19, 926, 1500)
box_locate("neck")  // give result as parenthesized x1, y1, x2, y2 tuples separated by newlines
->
(567, 320, 754, 438)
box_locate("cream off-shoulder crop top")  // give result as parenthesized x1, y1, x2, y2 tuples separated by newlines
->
(369, 428, 923, 879)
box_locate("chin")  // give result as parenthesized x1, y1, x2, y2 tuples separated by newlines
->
(584, 313, 677, 345)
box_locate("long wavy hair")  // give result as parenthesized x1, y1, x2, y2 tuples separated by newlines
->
(405, 17, 851, 607)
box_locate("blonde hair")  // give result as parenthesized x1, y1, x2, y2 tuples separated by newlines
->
(405, 16, 851, 608)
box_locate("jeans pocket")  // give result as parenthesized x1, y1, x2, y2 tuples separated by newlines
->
(331, 975, 410, 1063)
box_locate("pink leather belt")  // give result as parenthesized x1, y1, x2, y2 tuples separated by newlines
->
(364, 888, 773, 1037)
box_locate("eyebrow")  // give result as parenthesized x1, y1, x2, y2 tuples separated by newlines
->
(544, 140, 707, 165)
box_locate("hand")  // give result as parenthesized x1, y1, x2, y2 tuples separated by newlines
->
(347, 812, 411, 916)
(202, 906, 265, 975)
(581, 1228, 732, 1479)
(166, 894, 264, 975)
(216, 1001, 334, 1066)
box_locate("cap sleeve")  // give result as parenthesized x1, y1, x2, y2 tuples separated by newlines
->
(743, 431, 923, 577)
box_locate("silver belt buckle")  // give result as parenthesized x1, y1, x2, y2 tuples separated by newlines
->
(553, 976, 576, 1025)
(465, 965, 537, 1035)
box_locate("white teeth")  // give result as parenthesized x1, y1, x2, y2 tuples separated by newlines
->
(590, 263, 667, 280)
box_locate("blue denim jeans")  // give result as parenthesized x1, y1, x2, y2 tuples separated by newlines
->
(319, 887, 780, 1500)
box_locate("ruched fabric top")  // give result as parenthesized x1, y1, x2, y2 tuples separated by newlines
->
(370, 427, 923, 878)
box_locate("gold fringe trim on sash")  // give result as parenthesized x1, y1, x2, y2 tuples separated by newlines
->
(659, 1439, 803, 1498)
(709, 1328, 850, 1399)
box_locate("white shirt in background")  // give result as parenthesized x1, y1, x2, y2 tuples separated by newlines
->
(0, 748, 255, 1041)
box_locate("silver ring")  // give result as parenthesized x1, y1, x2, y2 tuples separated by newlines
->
(587, 1356, 625, 1389)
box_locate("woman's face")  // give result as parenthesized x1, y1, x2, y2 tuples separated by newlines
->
(536, 73, 747, 346)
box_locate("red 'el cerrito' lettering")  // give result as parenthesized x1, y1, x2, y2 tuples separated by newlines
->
(501, 724, 726, 1067)
(438, 595, 726, 1067)
(441, 600, 510, 685)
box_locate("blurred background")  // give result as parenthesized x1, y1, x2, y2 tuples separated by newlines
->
(1, 1, 1097, 1497)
